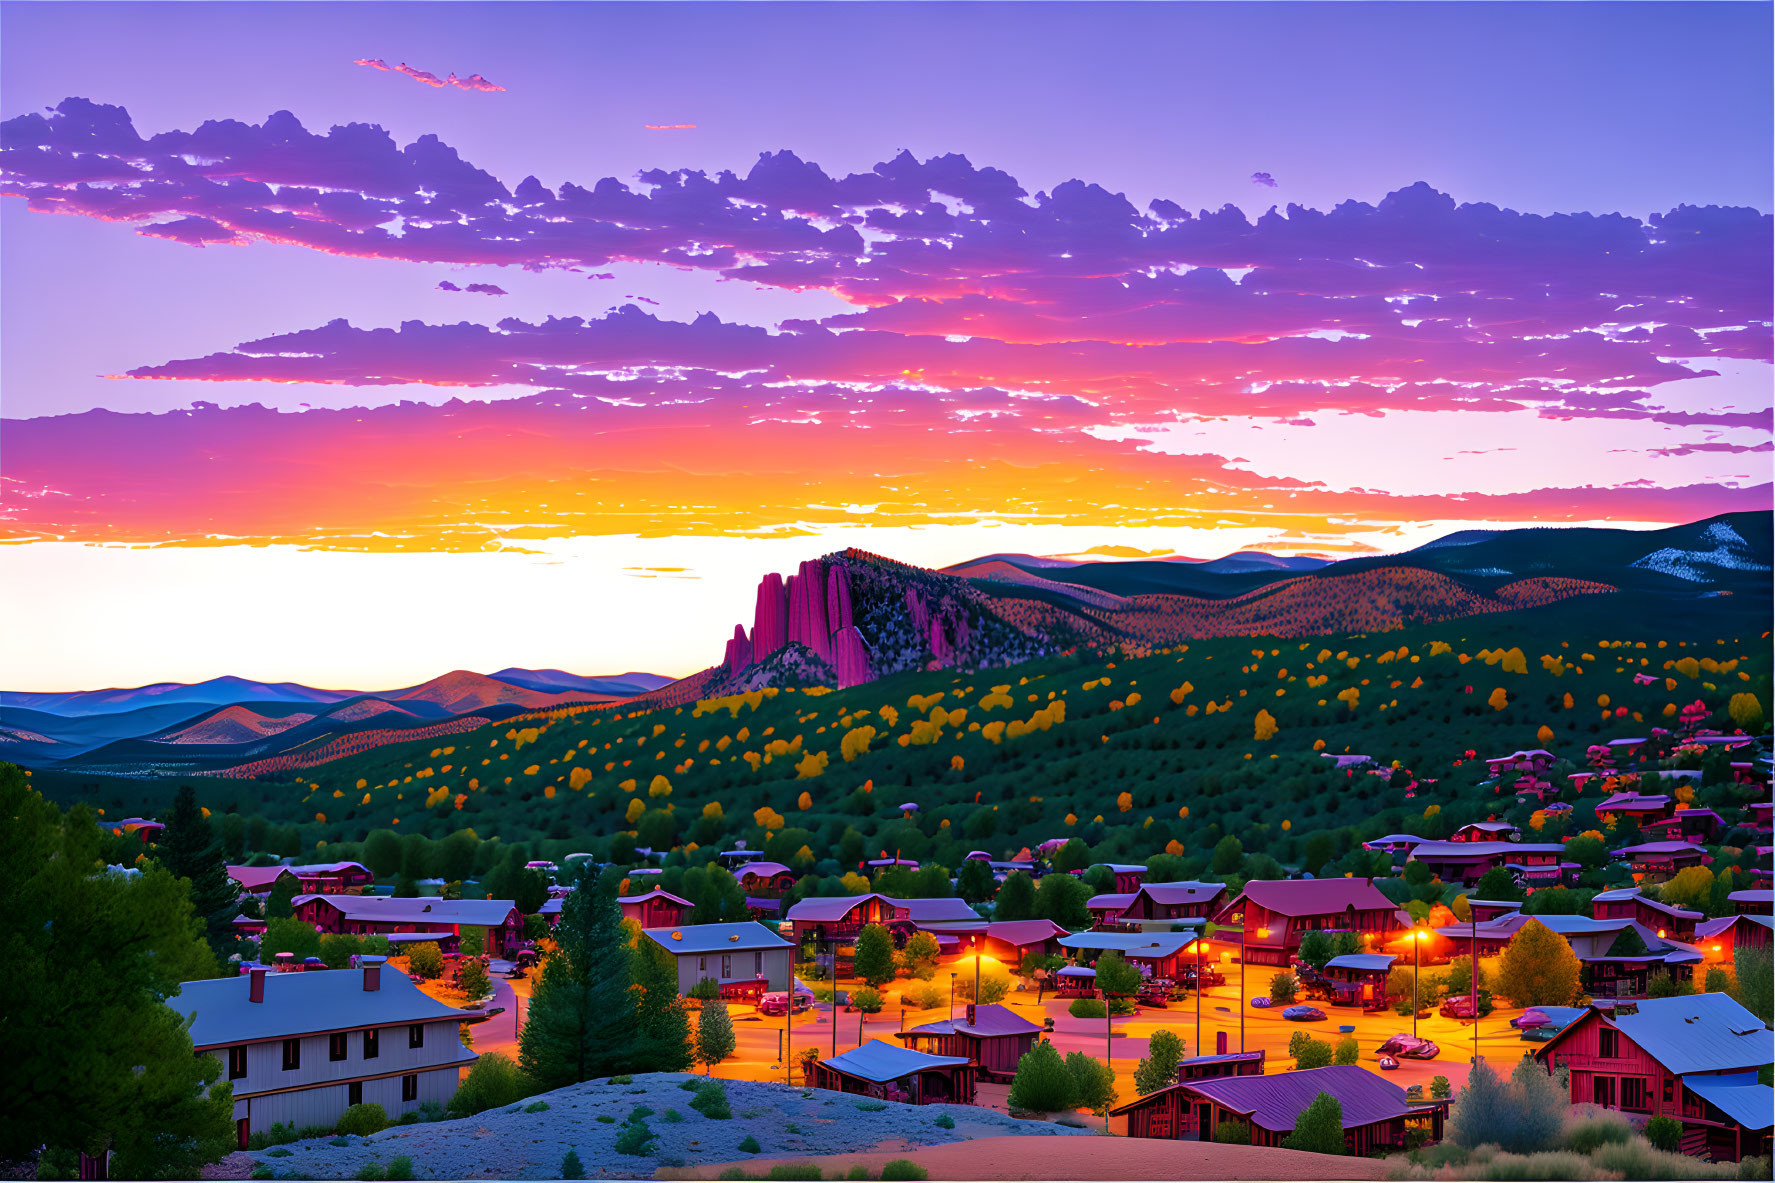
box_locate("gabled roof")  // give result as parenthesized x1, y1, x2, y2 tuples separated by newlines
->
(1730, 889, 1773, 904)
(901, 897, 980, 924)
(785, 893, 894, 922)
(1325, 953, 1396, 973)
(1087, 892, 1137, 911)
(1363, 834, 1428, 849)
(1058, 931, 1197, 958)
(287, 861, 370, 877)
(173, 968, 476, 1049)
(618, 887, 693, 908)
(733, 861, 792, 879)
(1410, 841, 1565, 858)
(293, 895, 520, 927)
(1543, 995, 1773, 1077)
(1137, 881, 1228, 907)
(1597, 792, 1671, 810)
(1591, 888, 1702, 921)
(984, 919, 1068, 947)
(819, 1038, 970, 1082)
(227, 865, 299, 892)
(1611, 841, 1708, 858)
(642, 921, 792, 956)
(906, 1002, 1042, 1039)
(1681, 1072, 1774, 1130)
(1695, 914, 1775, 941)
(1224, 878, 1399, 920)
(1112, 1064, 1417, 1131)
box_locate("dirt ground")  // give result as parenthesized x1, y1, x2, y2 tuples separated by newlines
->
(661, 1134, 1394, 1181)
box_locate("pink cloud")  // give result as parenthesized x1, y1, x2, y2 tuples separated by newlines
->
(354, 58, 505, 93)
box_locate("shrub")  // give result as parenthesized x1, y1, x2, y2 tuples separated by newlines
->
(354, 1164, 385, 1182)
(612, 1074, 633, 1084)
(266, 1148, 292, 1158)
(597, 1114, 615, 1123)
(1214, 1120, 1252, 1144)
(1645, 1115, 1682, 1153)
(1268, 973, 1297, 1005)
(738, 1135, 762, 1154)
(881, 1161, 929, 1181)
(1067, 997, 1106, 1018)
(764, 1165, 824, 1180)
(524, 1100, 550, 1113)
(560, 1147, 586, 1180)
(691, 1078, 733, 1119)
(614, 1111, 657, 1156)
(1561, 1107, 1632, 1154)
(1280, 1091, 1344, 1155)
(678, 1079, 701, 1092)
(846, 1167, 870, 1181)
(1295, 1037, 1333, 1070)
(385, 1158, 414, 1182)
(448, 1052, 538, 1118)
(854, 1101, 887, 1112)
(249, 1169, 273, 1181)
(406, 942, 445, 980)
(337, 1103, 390, 1137)
(1446, 1056, 1566, 1155)
(1431, 1075, 1452, 1100)
(662, 1108, 683, 1123)
(689, 977, 721, 1001)
(852, 986, 884, 1013)
(1134, 1029, 1185, 1095)
(329, 1137, 351, 1147)
(1064, 1051, 1116, 1116)
(1333, 1035, 1359, 1066)
(933, 1112, 955, 1129)
(1007, 1040, 1077, 1112)
(907, 981, 945, 1010)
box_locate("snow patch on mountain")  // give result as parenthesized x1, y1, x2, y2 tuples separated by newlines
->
(1630, 521, 1770, 582)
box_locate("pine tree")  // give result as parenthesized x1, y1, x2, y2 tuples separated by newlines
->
(559, 1147, 586, 1180)
(1281, 1091, 1345, 1155)
(265, 873, 298, 919)
(852, 923, 897, 988)
(694, 999, 737, 1073)
(632, 938, 693, 1072)
(993, 872, 1037, 921)
(519, 864, 639, 1089)
(956, 859, 996, 904)
(1133, 1029, 1184, 1095)
(157, 784, 241, 964)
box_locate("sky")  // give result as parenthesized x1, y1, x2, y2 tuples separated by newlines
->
(2, 1, 1771, 691)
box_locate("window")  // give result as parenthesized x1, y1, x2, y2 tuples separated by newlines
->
(1598, 1028, 1620, 1059)
(401, 1073, 418, 1102)
(329, 1033, 348, 1062)
(721, 954, 732, 979)
(1621, 1077, 1650, 1112)
(698, 955, 707, 972)
(348, 1081, 363, 1107)
(363, 1028, 380, 1060)
(1592, 1076, 1616, 1108)
(754, 952, 763, 975)
(281, 1038, 301, 1072)
(228, 1047, 247, 1080)
(408, 1024, 424, 1050)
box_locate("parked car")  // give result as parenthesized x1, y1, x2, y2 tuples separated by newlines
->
(1376, 1033, 1440, 1059)
(1440, 995, 1480, 1020)
(759, 991, 813, 1017)
(1511, 1008, 1551, 1030)
(1137, 979, 1175, 1008)
(1282, 1005, 1328, 1022)
(1249, 996, 1274, 1009)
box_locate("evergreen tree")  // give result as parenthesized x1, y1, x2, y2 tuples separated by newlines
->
(1732, 944, 1773, 1023)
(1033, 872, 1091, 928)
(694, 999, 737, 1073)
(956, 859, 997, 904)
(1296, 930, 1334, 970)
(264, 873, 298, 919)
(519, 864, 639, 1089)
(1133, 1029, 1184, 1095)
(1472, 867, 1523, 902)
(1495, 919, 1581, 1007)
(156, 785, 241, 965)
(1094, 950, 1142, 999)
(632, 938, 694, 1072)
(1006, 1041, 1077, 1112)
(1063, 1051, 1116, 1117)
(457, 957, 491, 1004)
(1281, 1092, 1345, 1155)
(1, 767, 233, 1175)
(1051, 838, 1092, 874)
(559, 1148, 586, 1180)
(852, 923, 898, 988)
(993, 871, 1037, 921)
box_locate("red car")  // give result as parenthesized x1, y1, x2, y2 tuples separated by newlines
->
(1376, 1033, 1440, 1059)
(1440, 996, 1480, 1020)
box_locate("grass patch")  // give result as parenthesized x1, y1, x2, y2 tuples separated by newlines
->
(881, 1161, 929, 1181)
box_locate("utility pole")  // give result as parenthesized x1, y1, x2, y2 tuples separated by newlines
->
(830, 935, 838, 1060)
(1194, 933, 1202, 1057)
(1238, 923, 1246, 1054)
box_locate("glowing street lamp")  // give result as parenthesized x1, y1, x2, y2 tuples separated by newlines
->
(1412, 928, 1430, 1040)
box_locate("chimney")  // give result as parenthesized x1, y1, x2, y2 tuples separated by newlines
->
(964, 1003, 976, 1026)
(249, 968, 267, 1004)
(1217, 1030, 1228, 1055)
(362, 956, 385, 992)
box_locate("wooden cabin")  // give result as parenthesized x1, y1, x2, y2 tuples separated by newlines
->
(1053, 966, 1097, 997)
(976, 919, 1069, 963)
(642, 921, 794, 997)
(1536, 995, 1773, 1161)
(1315, 953, 1396, 1010)
(733, 860, 797, 895)
(1644, 809, 1724, 846)
(1088, 881, 1228, 930)
(291, 862, 374, 894)
(1407, 841, 1572, 888)
(1058, 931, 1199, 981)
(1596, 792, 1676, 826)
(897, 1003, 1042, 1081)
(1450, 820, 1522, 843)
(1092, 863, 1148, 895)
(1611, 842, 1711, 881)
(1729, 889, 1772, 916)
(1695, 914, 1774, 965)
(808, 1040, 976, 1105)
(1111, 1064, 1444, 1153)
(292, 895, 525, 956)
(618, 887, 694, 929)
(1592, 888, 1701, 943)
(1213, 879, 1406, 968)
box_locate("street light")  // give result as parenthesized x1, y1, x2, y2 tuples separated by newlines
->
(1412, 928, 1429, 1040)
(949, 972, 958, 1021)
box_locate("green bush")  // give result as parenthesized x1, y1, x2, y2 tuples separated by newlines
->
(1295, 1037, 1333, 1070)
(691, 1079, 733, 1119)
(448, 1051, 539, 1118)
(1430, 1075, 1452, 1100)
(597, 1114, 615, 1123)
(266, 1148, 292, 1157)
(614, 1110, 657, 1156)
(406, 942, 444, 980)
(852, 985, 885, 1013)
(249, 1169, 273, 1181)
(933, 1113, 954, 1129)
(846, 1166, 870, 1181)
(854, 1100, 887, 1112)
(329, 1137, 351, 1147)
(612, 1074, 633, 1084)
(881, 1161, 929, 1181)
(689, 977, 721, 1001)
(560, 1147, 586, 1180)
(1007, 1041, 1077, 1113)
(1333, 1035, 1359, 1065)
(764, 1165, 824, 1180)
(678, 1079, 701, 1092)
(738, 1134, 762, 1154)
(524, 1100, 550, 1113)
(1280, 1091, 1345, 1156)
(353, 1164, 385, 1182)
(1268, 973, 1297, 1005)
(1645, 1116, 1683, 1153)
(385, 1157, 414, 1182)
(337, 1104, 390, 1137)
(662, 1108, 684, 1123)
(1214, 1120, 1252, 1144)
(1067, 997, 1106, 1018)
(1561, 1109, 1632, 1154)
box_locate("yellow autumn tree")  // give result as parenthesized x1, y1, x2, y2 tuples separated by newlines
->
(1254, 709, 1279, 741)
(1536, 725, 1555, 745)
(754, 805, 785, 830)
(624, 797, 646, 825)
(1116, 791, 1133, 813)
(795, 751, 829, 779)
(1488, 687, 1509, 711)
(649, 775, 673, 798)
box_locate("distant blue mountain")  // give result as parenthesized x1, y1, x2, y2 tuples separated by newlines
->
(488, 668, 674, 696)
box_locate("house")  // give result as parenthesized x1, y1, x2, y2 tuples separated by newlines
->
(173, 959, 478, 1150)
(1058, 931, 1199, 980)
(784, 894, 978, 946)
(714, 848, 765, 868)
(289, 862, 375, 894)
(641, 921, 794, 999)
(1729, 889, 1772, 916)
(1362, 834, 1428, 859)
(1450, 820, 1522, 844)
(1486, 749, 1556, 775)
(1407, 841, 1572, 888)
(957, 919, 1070, 963)
(1315, 953, 1396, 1010)
(1611, 842, 1711, 880)
(1694, 914, 1774, 964)
(1468, 898, 1524, 923)
(807, 1039, 976, 1104)
(1597, 792, 1676, 826)
(1644, 809, 1724, 846)
(228, 865, 300, 897)
(1213, 879, 1407, 967)
(1742, 801, 1773, 834)
(1175, 1050, 1266, 1082)
(618, 887, 693, 929)
(1433, 912, 1700, 999)
(1087, 881, 1228, 930)
(733, 861, 797, 894)
(1091, 863, 1148, 894)
(292, 895, 525, 956)
(1111, 1063, 1444, 1152)
(896, 1002, 1043, 1080)
(112, 817, 165, 843)
(1592, 888, 1702, 943)
(1535, 994, 1773, 1161)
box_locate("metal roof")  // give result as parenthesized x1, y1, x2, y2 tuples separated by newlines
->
(733, 861, 792, 879)
(819, 1038, 970, 1083)
(1602, 995, 1774, 1075)
(1409, 841, 1565, 858)
(954, 1003, 1044, 1037)
(642, 921, 792, 955)
(1114, 1064, 1415, 1130)
(1325, 953, 1396, 973)
(173, 968, 475, 1049)
(1059, 931, 1197, 958)
(293, 895, 520, 926)
(984, 919, 1069, 946)
(1088, 892, 1137, 910)
(1226, 878, 1397, 918)
(1137, 881, 1227, 906)
(1681, 1072, 1774, 1130)
(617, 887, 693, 907)
(1611, 842, 1707, 857)
(227, 865, 298, 891)
(1696, 915, 1775, 941)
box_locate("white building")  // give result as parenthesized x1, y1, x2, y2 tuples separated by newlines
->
(642, 921, 795, 995)
(171, 958, 478, 1148)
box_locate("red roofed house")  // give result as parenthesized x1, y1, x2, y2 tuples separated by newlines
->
(1407, 841, 1572, 888)
(228, 865, 301, 897)
(1592, 888, 1702, 943)
(1088, 881, 1228, 931)
(292, 862, 374, 894)
(1535, 994, 1773, 1161)
(897, 1002, 1044, 1080)
(1695, 914, 1773, 965)
(976, 919, 1069, 963)
(733, 861, 797, 894)
(1597, 792, 1677, 826)
(1611, 842, 1711, 881)
(294, 896, 525, 956)
(1111, 1063, 1444, 1151)
(1212, 880, 1406, 968)
(618, 887, 693, 929)
(1450, 820, 1522, 844)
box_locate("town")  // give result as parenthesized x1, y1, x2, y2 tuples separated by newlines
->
(7, 688, 1771, 1180)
